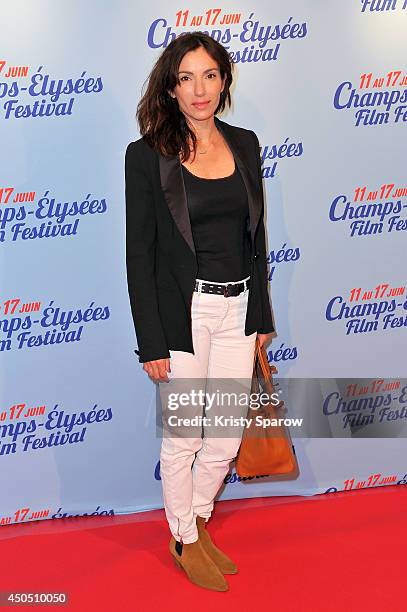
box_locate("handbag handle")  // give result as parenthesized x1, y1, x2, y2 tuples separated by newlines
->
(254, 337, 276, 382)
(253, 337, 284, 410)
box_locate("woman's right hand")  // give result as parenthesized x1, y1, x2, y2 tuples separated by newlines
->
(143, 357, 171, 383)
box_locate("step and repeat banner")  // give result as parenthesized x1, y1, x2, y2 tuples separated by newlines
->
(1, 1, 406, 526)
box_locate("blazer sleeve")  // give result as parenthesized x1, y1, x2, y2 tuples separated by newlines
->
(125, 141, 170, 363)
(250, 130, 275, 334)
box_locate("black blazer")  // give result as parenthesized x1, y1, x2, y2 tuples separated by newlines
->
(125, 115, 275, 363)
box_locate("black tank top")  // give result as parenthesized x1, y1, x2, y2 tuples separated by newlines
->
(181, 162, 251, 283)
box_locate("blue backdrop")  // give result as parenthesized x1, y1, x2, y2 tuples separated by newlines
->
(1, 0, 406, 526)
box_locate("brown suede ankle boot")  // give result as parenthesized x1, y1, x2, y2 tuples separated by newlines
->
(169, 536, 229, 592)
(196, 516, 238, 575)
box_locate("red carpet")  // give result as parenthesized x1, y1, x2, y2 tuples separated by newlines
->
(0, 485, 406, 611)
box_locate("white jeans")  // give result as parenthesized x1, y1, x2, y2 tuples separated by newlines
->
(158, 276, 257, 543)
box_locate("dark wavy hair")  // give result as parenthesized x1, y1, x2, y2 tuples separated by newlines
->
(136, 31, 234, 162)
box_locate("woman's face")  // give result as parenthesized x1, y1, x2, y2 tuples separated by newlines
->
(170, 46, 225, 126)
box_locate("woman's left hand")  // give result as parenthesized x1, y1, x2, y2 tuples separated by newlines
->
(256, 332, 273, 349)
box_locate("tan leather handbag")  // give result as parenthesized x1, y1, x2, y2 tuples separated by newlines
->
(235, 337, 300, 479)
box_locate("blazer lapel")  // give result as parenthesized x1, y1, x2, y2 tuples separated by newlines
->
(158, 152, 196, 254)
(158, 115, 262, 257)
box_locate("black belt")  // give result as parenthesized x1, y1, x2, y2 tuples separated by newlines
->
(194, 277, 250, 297)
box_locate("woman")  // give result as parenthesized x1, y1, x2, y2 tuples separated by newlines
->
(125, 31, 274, 591)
